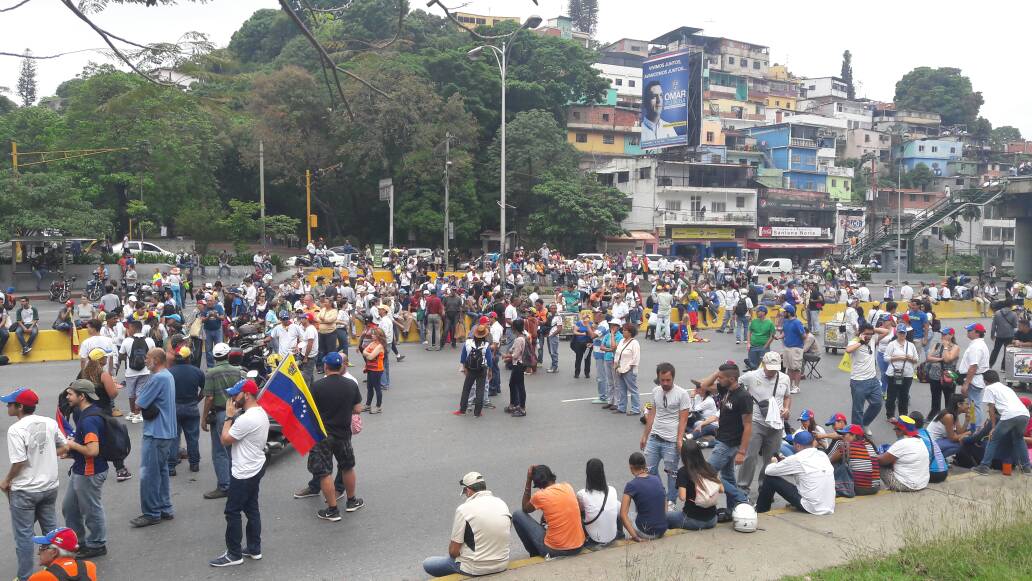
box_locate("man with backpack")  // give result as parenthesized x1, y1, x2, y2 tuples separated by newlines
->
(119, 320, 156, 424)
(61, 380, 113, 558)
(732, 292, 754, 346)
(455, 324, 495, 417)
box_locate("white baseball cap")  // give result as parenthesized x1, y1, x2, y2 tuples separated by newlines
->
(212, 343, 231, 358)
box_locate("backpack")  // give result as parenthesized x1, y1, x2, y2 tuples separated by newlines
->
(45, 560, 89, 581)
(465, 343, 485, 372)
(693, 477, 721, 508)
(128, 336, 149, 371)
(734, 298, 748, 317)
(81, 407, 132, 462)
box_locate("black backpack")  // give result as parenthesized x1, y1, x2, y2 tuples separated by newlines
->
(128, 336, 149, 371)
(46, 560, 89, 581)
(81, 407, 132, 462)
(734, 297, 748, 316)
(466, 343, 485, 372)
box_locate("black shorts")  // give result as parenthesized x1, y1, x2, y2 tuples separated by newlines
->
(307, 436, 355, 477)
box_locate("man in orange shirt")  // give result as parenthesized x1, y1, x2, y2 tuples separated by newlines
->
(28, 528, 97, 581)
(512, 464, 584, 558)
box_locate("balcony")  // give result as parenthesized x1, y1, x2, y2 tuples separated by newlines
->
(790, 137, 816, 148)
(817, 147, 836, 159)
(824, 166, 855, 178)
(661, 210, 756, 227)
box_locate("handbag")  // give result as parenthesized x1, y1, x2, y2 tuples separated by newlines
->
(833, 446, 856, 498)
(922, 344, 944, 383)
(351, 413, 363, 436)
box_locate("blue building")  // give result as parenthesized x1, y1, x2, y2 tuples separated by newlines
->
(744, 122, 837, 192)
(895, 138, 962, 177)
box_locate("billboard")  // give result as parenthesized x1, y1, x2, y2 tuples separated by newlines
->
(640, 50, 702, 150)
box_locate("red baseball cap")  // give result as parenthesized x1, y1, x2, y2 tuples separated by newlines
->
(304, 313, 316, 322)
(227, 379, 259, 396)
(478, 316, 490, 325)
(966, 323, 986, 333)
(825, 412, 848, 426)
(1, 388, 39, 406)
(33, 528, 79, 552)
(836, 423, 865, 436)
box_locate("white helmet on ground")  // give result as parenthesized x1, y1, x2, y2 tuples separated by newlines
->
(732, 503, 757, 533)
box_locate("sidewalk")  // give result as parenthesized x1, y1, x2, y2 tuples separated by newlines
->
(484, 472, 1031, 581)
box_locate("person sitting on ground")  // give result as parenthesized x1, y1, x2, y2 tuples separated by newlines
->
(575, 458, 619, 547)
(909, 411, 949, 483)
(878, 416, 930, 492)
(665, 440, 721, 531)
(780, 409, 829, 457)
(422, 472, 512, 578)
(926, 395, 970, 459)
(512, 465, 584, 558)
(619, 452, 668, 541)
(28, 528, 97, 581)
(828, 424, 881, 496)
(755, 430, 836, 514)
(685, 384, 719, 445)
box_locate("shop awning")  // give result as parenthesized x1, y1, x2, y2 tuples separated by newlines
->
(746, 241, 834, 249)
(605, 230, 657, 242)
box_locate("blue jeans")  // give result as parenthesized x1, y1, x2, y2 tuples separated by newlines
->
(656, 312, 671, 341)
(381, 350, 390, 388)
(981, 416, 1031, 469)
(595, 357, 607, 399)
(15, 326, 38, 350)
(718, 309, 732, 332)
(366, 370, 383, 407)
(211, 410, 231, 491)
(807, 310, 821, 334)
(204, 327, 223, 368)
(171, 404, 201, 468)
(547, 336, 559, 370)
(756, 474, 805, 513)
(512, 510, 583, 558)
(878, 353, 890, 395)
(10, 488, 58, 581)
(850, 377, 883, 427)
(645, 435, 679, 503)
(613, 369, 640, 414)
(0, 327, 8, 352)
(489, 356, 501, 394)
(422, 556, 463, 577)
(747, 346, 767, 369)
(708, 441, 748, 507)
(225, 465, 265, 559)
(936, 438, 961, 458)
(53, 322, 72, 332)
(335, 328, 349, 358)
(62, 471, 108, 549)
(735, 315, 749, 342)
(665, 511, 716, 530)
(140, 436, 174, 518)
(968, 386, 985, 429)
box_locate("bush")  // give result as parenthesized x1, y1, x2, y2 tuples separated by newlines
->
(102, 251, 171, 264)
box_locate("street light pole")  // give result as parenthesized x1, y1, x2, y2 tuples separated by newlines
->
(444, 131, 451, 268)
(897, 163, 902, 286)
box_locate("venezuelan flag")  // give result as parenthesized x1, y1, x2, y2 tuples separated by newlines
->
(257, 354, 326, 455)
(56, 407, 75, 439)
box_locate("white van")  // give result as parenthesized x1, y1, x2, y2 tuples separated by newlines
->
(753, 258, 793, 277)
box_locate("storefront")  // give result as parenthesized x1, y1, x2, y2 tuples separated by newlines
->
(602, 230, 658, 254)
(663, 226, 744, 259)
(749, 226, 834, 262)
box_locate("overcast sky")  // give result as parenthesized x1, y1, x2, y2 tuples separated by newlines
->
(1, 0, 1027, 135)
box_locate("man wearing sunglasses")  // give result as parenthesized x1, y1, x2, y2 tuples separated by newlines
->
(639, 362, 691, 513)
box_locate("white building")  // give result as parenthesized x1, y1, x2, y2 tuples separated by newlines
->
(796, 99, 874, 130)
(591, 62, 642, 108)
(799, 77, 849, 100)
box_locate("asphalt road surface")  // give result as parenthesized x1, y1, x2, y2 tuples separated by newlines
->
(0, 317, 993, 580)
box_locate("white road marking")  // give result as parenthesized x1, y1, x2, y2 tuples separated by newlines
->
(561, 393, 653, 403)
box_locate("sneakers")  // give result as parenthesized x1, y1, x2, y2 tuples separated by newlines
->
(1021, 465, 1032, 475)
(736, 340, 741, 345)
(590, 398, 607, 404)
(76, 545, 107, 559)
(452, 410, 466, 416)
(370, 406, 382, 414)
(397, 355, 406, 362)
(209, 552, 243, 567)
(241, 550, 263, 560)
(130, 515, 162, 528)
(317, 507, 342, 522)
(666, 500, 676, 513)
(116, 468, 132, 482)
(972, 465, 990, 475)
(204, 489, 228, 500)
(293, 486, 320, 499)
(345, 497, 365, 512)
(697, 440, 712, 449)
(789, 386, 800, 394)
(127, 413, 143, 424)
(546, 368, 557, 373)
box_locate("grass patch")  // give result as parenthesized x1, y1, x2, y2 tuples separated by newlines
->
(785, 519, 1032, 581)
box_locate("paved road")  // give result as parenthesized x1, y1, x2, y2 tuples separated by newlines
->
(0, 317, 993, 580)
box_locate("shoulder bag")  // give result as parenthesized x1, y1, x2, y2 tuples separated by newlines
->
(582, 487, 609, 526)
(833, 443, 856, 498)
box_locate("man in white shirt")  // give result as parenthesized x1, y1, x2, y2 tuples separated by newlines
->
(374, 304, 398, 389)
(737, 351, 792, 491)
(639, 363, 691, 511)
(120, 319, 157, 423)
(959, 323, 991, 428)
(422, 472, 511, 577)
(488, 313, 504, 395)
(899, 282, 914, 301)
(878, 416, 929, 491)
(974, 370, 1032, 475)
(545, 306, 562, 373)
(269, 313, 302, 360)
(2, 388, 68, 580)
(79, 319, 114, 371)
(209, 378, 270, 567)
(610, 294, 629, 326)
(755, 430, 835, 515)
(846, 323, 890, 430)
(857, 284, 871, 302)
(297, 314, 319, 388)
(716, 286, 739, 333)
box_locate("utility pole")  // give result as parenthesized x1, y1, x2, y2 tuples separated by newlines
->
(389, 185, 394, 249)
(897, 163, 902, 286)
(10, 141, 17, 176)
(306, 169, 312, 244)
(259, 140, 266, 245)
(443, 132, 451, 267)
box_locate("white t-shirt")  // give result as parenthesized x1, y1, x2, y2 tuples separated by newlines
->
(271, 323, 302, 358)
(649, 384, 691, 442)
(884, 340, 918, 377)
(300, 324, 319, 358)
(887, 437, 930, 490)
(228, 406, 270, 479)
(7, 415, 66, 493)
(982, 381, 1032, 421)
(763, 447, 835, 515)
(101, 322, 125, 345)
(120, 334, 156, 378)
(958, 338, 990, 389)
(577, 486, 619, 544)
(489, 322, 503, 344)
(80, 335, 114, 362)
(503, 304, 518, 325)
(739, 369, 791, 427)
(451, 491, 512, 576)
(849, 339, 878, 381)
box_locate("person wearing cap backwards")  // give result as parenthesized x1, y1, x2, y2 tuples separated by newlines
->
(27, 528, 97, 581)
(737, 351, 792, 493)
(422, 471, 512, 577)
(3, 387, 69, 580)
(972, 370, 1032, 475)
(828, 424, 881, 496)
(208, 378, 270, 567)
(60, 380, 110, 558)
(201, 342, 244, 500)
(755, 430, 835, 515)
(130, 349, 177, 528)
(959, 322, 991, 429)
(878, 416, 930, 492)
(167, 342, 205, 476)
(199, 296, 226, 368)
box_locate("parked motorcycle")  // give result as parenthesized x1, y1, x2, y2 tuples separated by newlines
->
(49, 274, 76, 303)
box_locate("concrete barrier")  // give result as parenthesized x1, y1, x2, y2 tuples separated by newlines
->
(2, 329, 76, 363)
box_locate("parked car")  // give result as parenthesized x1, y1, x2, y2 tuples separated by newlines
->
(111, 240, 176, 258)
(283, 250, 351, 269)
(753, 258, 794, 277)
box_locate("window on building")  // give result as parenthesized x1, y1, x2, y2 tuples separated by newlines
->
(615, 78, 623, 86)
(832, 179, 838, 188)
(950, 147, 956, 153)
(791, 154, 801, 163)
(924, 195, 930, 202)
(629, 80, 636, 87)
(706, 131, 715, 142)
(931, 146, 938, 153)
(690, 195, 703, 213)
(983, 226, 992, 240)
(598, 173, 614, 186)
(786, 102, 792, 110)
(736, 195, 746, 208)
(638, 167, 651, 179)
(572, 111, 580, 120)
(1004, 228, 1015, 241)
(845, 181, 851, 191)
(753, 61, 760, 69)
(617, 171, 629, 183)
(712, 201, 727, 212)
(658, 177, 673, 186)
(864, 134, 871, 143)
(775, 100, 781, 107)
(808, 84, 816, 91)
(727, 56, 735, 64)
(602, 134, 615, 144)
(628, 135, 640, 145)
(602, 113, 610, 121)
(665, 200, 682, 211)
(575, 133, 587, 143)
(741, 58, 748, 68)
(918, 145, 925, 152)
(955, 178, 964, 186)
(631, 45, 642, 52)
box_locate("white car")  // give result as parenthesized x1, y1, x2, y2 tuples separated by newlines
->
(753, 258, 794, 277)
(285, 250, 351, 268)
(111, 240, 176, 258)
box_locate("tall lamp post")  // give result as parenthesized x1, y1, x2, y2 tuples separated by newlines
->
(467, 14, 542, 292)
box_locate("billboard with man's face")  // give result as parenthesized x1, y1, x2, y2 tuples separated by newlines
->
(640, 50, 702, 150)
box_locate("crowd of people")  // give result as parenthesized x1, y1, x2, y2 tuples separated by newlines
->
(5, 245, 1032, 580)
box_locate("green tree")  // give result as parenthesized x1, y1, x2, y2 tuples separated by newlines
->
(526, 173, 627, 252)
(972, 116, 992, 143)
(840, 50, 855, 100)
(0, 172, 114, 239)
(217, 199, 262, 243)
(902, 163, 935, 191)
(227, 9, 299, 63)
(174, 201, 226, 253)
(262, 214, 302, 245)
(16, 49, 37, 107)
(992, 125, 1022, 147)
(893, 67, 983, 127)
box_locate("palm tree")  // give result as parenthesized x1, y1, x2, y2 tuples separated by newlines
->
(957, 205, 981, 255)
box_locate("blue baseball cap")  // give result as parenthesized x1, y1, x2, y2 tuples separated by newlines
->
(32, 528, 78, 552)
(895, 323, 910, 333)
(226, 378, 258, 396)
(1, 388, 39, 406)
(790, 430, 814, 446)
(782, 303, 796, 315)
(798, 409, 814, 422)
(756, 305, 768, 313)
(323, 352, 343, 369)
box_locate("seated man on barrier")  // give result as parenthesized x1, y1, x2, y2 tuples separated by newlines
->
(512, 465, 584, 559)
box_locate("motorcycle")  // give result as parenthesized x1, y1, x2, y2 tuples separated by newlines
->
(85, 273, 105, 301)
(227, 322, 290, 459)
(49, 274, 76, 303)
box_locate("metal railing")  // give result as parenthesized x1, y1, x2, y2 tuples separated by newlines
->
(660, 210, 756, 225)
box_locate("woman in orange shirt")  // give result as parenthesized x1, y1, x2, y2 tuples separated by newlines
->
(362, 328, 387, 414)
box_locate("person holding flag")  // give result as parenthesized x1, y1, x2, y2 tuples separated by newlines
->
(209, 379, 270, 568)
